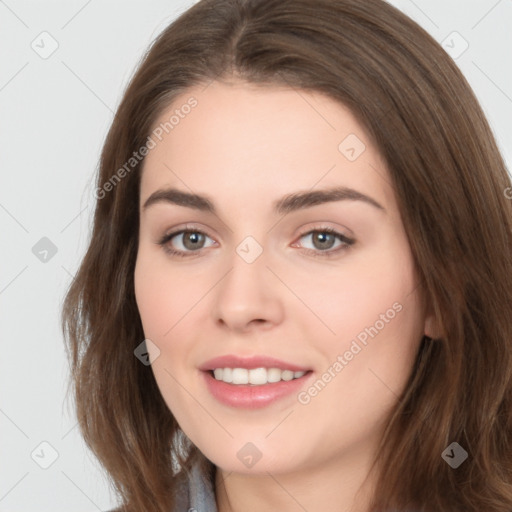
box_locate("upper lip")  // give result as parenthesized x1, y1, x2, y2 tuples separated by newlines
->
(199, 355, 311, 372)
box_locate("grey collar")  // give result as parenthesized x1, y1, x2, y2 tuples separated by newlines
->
(174, 460, 218, 512)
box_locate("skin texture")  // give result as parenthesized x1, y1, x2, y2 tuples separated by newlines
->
(134, 79, 436, 512)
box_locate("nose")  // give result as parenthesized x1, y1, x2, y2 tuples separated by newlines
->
(211, 246, 285, 333)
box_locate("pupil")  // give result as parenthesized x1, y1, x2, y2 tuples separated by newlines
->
(314, 232, 334, 250)
(184, 232, 204, 250)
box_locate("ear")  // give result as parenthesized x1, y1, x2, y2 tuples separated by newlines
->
(424, 313, 441, 340)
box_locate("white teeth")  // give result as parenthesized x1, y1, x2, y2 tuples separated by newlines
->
(232, 368, 249, 384)
(211, 367, 307, 385)
(248, 367, 267, 385)
(281, 370, 294, 381)
(267, 368, 282, 383)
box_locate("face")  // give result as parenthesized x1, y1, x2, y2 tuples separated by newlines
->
(134, 79, 431, 476)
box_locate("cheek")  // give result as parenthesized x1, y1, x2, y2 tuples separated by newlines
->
(321, 249, 423, 397)
(134, 252, 198, 410)
(134, 250, 202, 339)
(293, 262, 423, 441)
(291, 243, 419, 348)
(134, 260, 170, 338)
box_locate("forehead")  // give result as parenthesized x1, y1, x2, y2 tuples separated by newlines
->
(140, 80, 395, 214)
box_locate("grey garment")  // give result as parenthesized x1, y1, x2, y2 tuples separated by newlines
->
(174, 460, 218, 512)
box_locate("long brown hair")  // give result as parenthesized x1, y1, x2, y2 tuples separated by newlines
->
(62, 0, 512, 510)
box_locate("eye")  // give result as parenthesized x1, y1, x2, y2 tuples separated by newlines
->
(293, 227, 355, 257)
(157, 228, 216, 257)
(157, 226, 355, 259)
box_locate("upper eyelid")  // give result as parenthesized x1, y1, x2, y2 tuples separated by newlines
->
(160, 226, 214, 242)
(160, 227, 214, 244)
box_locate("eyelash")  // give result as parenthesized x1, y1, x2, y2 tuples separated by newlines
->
(157, 226, 355, 259)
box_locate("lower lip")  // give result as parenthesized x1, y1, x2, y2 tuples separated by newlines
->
(201, 370, 313, 409)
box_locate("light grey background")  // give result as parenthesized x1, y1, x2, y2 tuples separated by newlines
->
(1, 1, 510, 510)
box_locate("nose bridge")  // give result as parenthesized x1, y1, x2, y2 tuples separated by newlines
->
(234, 234, 265, 266)
(218, 237, 269, 306)
(211, 235, 284, 330)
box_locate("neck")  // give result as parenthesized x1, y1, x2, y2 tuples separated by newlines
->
(214, 447, 379, 512)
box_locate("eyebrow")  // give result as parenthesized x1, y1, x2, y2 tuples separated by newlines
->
(142, 186, 386, 215)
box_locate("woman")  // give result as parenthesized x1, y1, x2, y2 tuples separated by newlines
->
(62, 0, 512, 511)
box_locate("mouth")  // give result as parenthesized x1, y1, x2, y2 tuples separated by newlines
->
(201, 368, 314, 409)
(198, 354, 314, 408)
